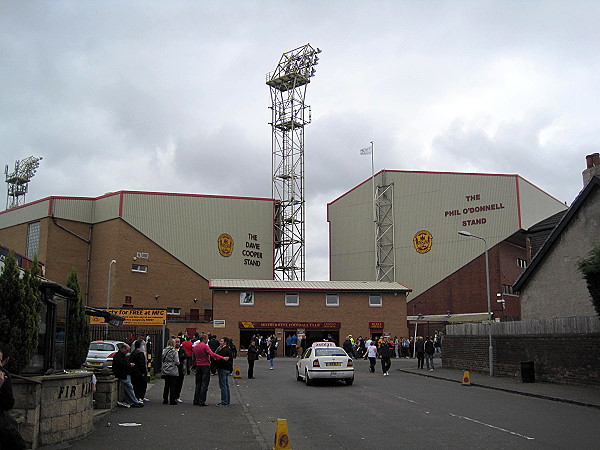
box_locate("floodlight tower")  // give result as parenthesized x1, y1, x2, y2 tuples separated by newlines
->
(5, 156, 43, 210)
(267, 44, 321, 281)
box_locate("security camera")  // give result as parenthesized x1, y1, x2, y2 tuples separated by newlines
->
(155, 295, 160, 299)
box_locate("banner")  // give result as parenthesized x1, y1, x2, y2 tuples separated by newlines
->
(89, 308, 166, 326)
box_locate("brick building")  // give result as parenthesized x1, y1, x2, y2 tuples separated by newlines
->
(0, 191, 276, 333)
(209, 279, 410, 352)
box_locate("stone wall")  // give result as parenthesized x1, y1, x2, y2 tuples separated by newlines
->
(94, 375, 121, 409)
(12, 372, 94, 449)
(442, 334, 600, 386)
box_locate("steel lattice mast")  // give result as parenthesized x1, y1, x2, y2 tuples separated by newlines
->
(5, 156, 43, 210)
(267, 44, 321, 281)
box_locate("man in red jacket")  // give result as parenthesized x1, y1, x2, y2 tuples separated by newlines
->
(181, 338, 193, 374)
(192, 334, 228, 406)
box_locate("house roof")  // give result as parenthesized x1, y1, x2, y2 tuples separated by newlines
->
(514, 175, 600, 291)
(209, 279, 412, 292)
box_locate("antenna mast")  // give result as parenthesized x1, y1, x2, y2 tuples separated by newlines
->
(267, 43, 321, 281)
(5, 156, 43, 210)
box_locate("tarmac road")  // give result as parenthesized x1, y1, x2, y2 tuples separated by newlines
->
(41, 356, 600, 449)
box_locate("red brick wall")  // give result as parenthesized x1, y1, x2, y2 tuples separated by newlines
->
(408, 241, 526, 321)
(213, 289, 409, 352)
(442, 334, 600, 386)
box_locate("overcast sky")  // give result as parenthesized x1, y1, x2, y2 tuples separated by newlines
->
(2, 1, 599, 280)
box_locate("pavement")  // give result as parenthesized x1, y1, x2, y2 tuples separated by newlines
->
(393, 356, 600, 409)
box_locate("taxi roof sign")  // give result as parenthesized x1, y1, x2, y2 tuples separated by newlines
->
(311, 342, 336, 348)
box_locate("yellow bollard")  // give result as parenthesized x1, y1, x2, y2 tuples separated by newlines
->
(462, 370, 471, 386)
(233, 365, 242, 378)
(273, 418, 292, 450)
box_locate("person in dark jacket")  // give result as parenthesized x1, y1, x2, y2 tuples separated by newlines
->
(215, 337, 234, 406)
(208, 335, 220, 375)
(129, 340, 148, 403)
(0, 345, 26, 450)
(415, 337, 425, 369)
(424, 336, 435, 371)
(246, 339, 260, 379)
(174, 338, 187, 402)
(378, 336, 393, 376)
(112, 343, 144, 407)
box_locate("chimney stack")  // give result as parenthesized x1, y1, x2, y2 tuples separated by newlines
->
(583, 153, 600, 186)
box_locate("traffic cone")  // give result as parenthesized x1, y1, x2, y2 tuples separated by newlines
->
(273, 418, 292, 450)
(233, 365, 242, 378)
(462, 370, 471, 386)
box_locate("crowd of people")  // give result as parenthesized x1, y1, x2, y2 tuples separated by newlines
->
(110, 330, 442, 408)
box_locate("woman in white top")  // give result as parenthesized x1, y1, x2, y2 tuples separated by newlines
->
(363, 341, 378, 373)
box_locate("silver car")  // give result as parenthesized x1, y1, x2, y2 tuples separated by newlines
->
(84, 340, 126, 369)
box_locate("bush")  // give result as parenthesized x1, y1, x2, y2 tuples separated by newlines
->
(0, 252, 42, 374)
(578, 245, 600, 317)
(65, 268, 91, 369)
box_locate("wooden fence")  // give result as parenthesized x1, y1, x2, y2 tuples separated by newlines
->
(446, 315, 600, 336)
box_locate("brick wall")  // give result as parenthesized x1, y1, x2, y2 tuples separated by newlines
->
(442, 334, 600, 386)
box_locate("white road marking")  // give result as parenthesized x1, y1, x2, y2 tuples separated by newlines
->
(450, 413, 535, 440)
(394, 395, 417, 404)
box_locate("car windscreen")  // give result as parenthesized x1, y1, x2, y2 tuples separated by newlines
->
(314, 348, 347, 357)
(89, 343, 116, 352)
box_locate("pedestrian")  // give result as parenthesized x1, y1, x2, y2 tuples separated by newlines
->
(285, 334, 293, 357)
(409, 336, 415, 358)
(415, 337, 425, 369)
(267, 335, 277, 369)
(364, 340, 378, 373)
(174, 338, 186, 403)
(161, 338, 180, 405)
(402, 337, 410, 358)
(181, 337, 193, 374)
(379, 336, 393, 375)
(208, 334, 220, 375)
(290, 334, 298, 357)
(434, 332, 442, 357)
(129, 339, 148, 403)
(192, 334, 229, 406)
(424, 336, 435, 371)
(112, 343, 144, 408)
(215, 337, 234, 406)
(247, 339, 259, 379)
(343, 336, 354, 358)
(0, 344, 27, 450)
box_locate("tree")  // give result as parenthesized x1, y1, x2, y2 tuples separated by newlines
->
(578, 244, 600, 317)
(0, 252, 42, 374)
(65, 268, 91, 369)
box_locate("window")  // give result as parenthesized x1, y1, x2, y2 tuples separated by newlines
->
(285, 293, 299, 306)
(240, 292, 254, 306)
(131, 264, 148, 273)
(517, 258, 528, 268)
(326, 293, 339, 307)
(166, 307, 181, 315)
(369, 294, 382, 307)
(26, 221, 40, 259)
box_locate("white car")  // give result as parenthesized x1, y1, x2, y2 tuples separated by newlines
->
(84, 340, 126, 369)
(296, 342, 354, 385)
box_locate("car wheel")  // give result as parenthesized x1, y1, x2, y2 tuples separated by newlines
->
(345, 378, 354, 386)
(305, 370, 313, 386)
(296, 367, 302, 381)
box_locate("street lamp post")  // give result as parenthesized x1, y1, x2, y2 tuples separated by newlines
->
(107, 259, 117, 310)
(458, 231, 493, 376)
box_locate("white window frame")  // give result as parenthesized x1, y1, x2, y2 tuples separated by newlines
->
(326, 293, 339, 307)
(131, 264, 148, 273)
(166, 307, 181, 315)
(285, 293, 299, 306)
(369, 293, 382, 307)
(240, 291, 254, 306)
